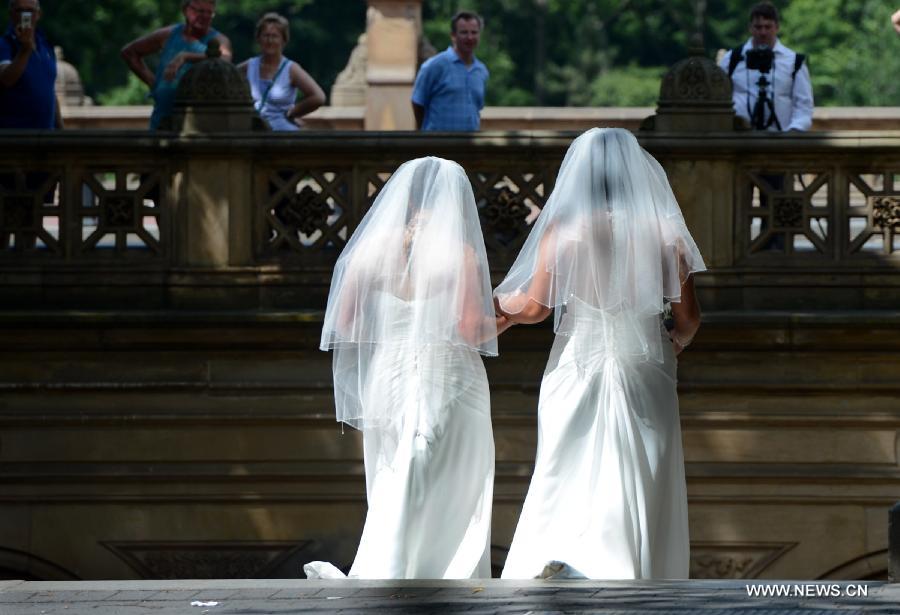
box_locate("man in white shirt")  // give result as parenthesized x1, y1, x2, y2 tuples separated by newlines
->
(719, 2, 813, 132)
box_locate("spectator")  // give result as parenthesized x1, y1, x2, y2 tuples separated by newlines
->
(718, 2, 813, 132)
(411, 10, 488, 131)
(892, 8, 900, 35)
(0, 0, 62, 129)
(121, 0, 231, 130)
(238, 13, 325, 131)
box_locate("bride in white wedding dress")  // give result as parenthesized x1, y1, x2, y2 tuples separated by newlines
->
(309, 157, 503, 579)
(494, 128, 706, 580)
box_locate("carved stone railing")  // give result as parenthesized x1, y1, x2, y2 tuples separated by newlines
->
(1, 130, 899, 310)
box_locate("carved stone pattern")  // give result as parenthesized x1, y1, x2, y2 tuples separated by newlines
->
(659, 55, 732, 103)
(101, 541, 313, 580)
(102, 195, 137, 228)
(871, 196, 900, 230)
(275, 186, 331, 236)
(691, 553, 755, 579)
(773, 197, 803, 228)
(78, 171, 163, 256)
(1, 195, 35, 230)
(690, 543, 797, 579)
(481, 187, 530, 237)
(139, 550, 273, 579)
(176, 55, 252, 104)
(677, 61, 711, 100)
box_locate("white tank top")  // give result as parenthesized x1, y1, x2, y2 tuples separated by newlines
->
(248, 56, 299, 131)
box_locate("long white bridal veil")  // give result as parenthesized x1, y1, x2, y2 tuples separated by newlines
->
(319, 156, 497, 430)
(494, 127, 706, 362)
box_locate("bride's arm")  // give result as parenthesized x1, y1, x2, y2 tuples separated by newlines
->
(494, 232, 554, 325)
(457, 247, 505, 345)
(670, 273, 701, 355)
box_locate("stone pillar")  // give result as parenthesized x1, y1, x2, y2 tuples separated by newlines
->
(641, 39, 738, 270)
(890, 502, 900, 582)
(364, 0, 421, 130)
(170, 41, 257, 271)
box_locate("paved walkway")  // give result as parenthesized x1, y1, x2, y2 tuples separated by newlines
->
(0, 579, 897, 614)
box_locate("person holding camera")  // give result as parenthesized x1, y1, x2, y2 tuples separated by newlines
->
(0, 0, 62, 129)
(719, 2, 813, 132)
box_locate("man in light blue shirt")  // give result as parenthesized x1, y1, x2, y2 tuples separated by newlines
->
(412, 11, 488, 131)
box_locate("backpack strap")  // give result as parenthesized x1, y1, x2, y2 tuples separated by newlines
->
(792, 53, 806, 79)
(727, 45, 744, 77)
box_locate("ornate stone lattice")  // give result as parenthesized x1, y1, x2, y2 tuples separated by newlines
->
(78, 170, 164, 256)
(469, 170, 550, 264)
(0, 169, 62, 254)
(101, 541, 311, 579)
(260, 169, 349, 260)
(744, 171, 831, 257)
(847, 172, 900, 256)
(256, 165, 552, 270)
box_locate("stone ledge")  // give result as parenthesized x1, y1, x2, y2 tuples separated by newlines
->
(0, 579, 895, 613)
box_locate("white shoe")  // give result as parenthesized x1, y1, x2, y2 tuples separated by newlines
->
(303, 561, 347, 579)
(536, 560, 586, 580)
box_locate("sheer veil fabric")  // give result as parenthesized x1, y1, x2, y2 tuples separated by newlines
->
(498, 128, 706, 580)
(494, 127, 705, 363)
(311, 157, 497, 580)
(320, 156, 497, 431)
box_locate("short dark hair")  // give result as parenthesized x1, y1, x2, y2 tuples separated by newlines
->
(256, 12, 289, 43)
(749, 2, 779, 23)
(451, 10, 483, 33)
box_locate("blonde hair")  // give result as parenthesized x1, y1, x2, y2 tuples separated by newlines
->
(255, 12, 290, 43)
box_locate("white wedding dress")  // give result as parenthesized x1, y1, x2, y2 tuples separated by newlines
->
(346, 294, 494, 579)
(501, 303, 689, 579)
(493, 128, 703, 580)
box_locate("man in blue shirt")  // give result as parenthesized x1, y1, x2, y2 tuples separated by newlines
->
(0, 0, 60, 129)
(412, 11, 488, 131)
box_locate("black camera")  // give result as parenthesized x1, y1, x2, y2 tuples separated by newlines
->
(745, 46, 774, 73)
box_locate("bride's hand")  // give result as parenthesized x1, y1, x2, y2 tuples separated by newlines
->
(495, 313, 514, 335)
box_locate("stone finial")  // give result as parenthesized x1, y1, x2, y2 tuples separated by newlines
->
(54, 46, 92, 107)
(658, 54, 731, 108)
(171, 40, 260, 133)
(641, 41, 737, 132)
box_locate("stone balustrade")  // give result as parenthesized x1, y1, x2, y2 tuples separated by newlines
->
(1, 130, 899, 311)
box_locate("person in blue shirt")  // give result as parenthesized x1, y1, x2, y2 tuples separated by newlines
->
(412, 11, 488, 132)
(0, 0, 62, 129)
(121, 0, 232, 130)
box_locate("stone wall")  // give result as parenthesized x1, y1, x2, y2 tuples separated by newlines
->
(0, 131, 898, 580)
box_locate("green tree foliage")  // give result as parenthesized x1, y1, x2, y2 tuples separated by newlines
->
(782, 0, 900, 105)
(18, 0, 900, 107)
(33, 0, 364, 105)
